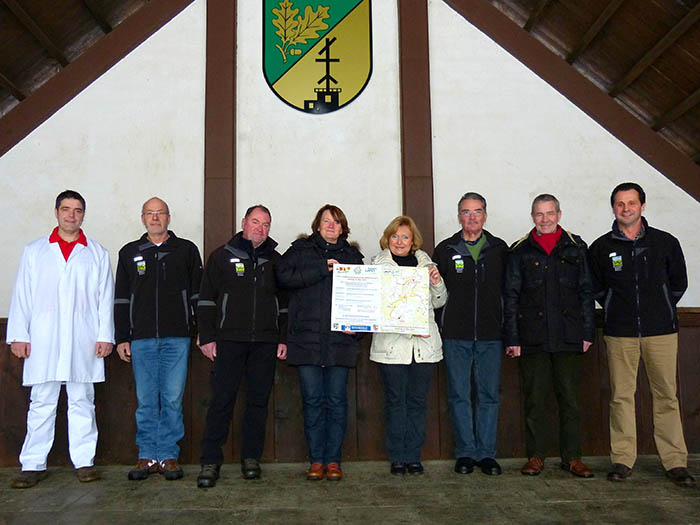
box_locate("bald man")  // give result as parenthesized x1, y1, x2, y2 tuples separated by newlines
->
(114, 197, 202, 481)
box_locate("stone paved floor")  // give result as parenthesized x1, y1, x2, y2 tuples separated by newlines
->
(0, 455, 698, 524)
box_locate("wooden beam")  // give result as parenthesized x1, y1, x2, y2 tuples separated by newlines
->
(653, 88, 700, 131)
(442, 0, 700, 202)
(0, 0, 195, 158)
(82, 0, 113, 34)
(610, 4, 700, 96)
(0, 70, 25, 101)
(523, 0, 553, 32)
(398, 0, 435, 250)
(204, 0, 236, 259)
(3, 0, 69, 67)
(566, 0, 625, 64)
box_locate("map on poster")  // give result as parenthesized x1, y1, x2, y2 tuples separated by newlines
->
(331, 264, 429, 335)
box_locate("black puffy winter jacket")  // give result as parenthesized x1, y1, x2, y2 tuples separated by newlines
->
(276, 233, 364, 367)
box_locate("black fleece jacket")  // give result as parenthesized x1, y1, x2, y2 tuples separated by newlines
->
(432, 230, 508, 341)
(589, 217, 687, 337)
(197, 232, 287, 345)
(114, 231, 202, 344)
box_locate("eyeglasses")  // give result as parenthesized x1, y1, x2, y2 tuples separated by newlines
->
(459, 209, 484, 216)
(143, 210, 169, 217)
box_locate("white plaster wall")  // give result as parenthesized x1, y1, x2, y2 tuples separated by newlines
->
(428, 0, 700, 305)
(0, 0, 206, 316)
(235, 2, 402, 261)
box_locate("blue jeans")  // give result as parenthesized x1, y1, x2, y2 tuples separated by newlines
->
(443, 339, 502, 460)
(297, 365, 349, 464)
(131, 337, 190, 461)
(378, 361, 435, 463)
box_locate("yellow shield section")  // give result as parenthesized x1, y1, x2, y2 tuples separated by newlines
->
(271, 0, 372, 113)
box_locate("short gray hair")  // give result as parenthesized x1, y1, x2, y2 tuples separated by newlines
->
(531, 194, 560, 214)
(457, 192, 487, 212)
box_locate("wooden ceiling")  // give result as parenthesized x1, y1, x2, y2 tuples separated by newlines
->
(486, 0, 700, 164)
(0, 0, 698, 190)
(0, 0, 148, 117)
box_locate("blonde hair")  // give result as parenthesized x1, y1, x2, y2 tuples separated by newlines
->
(379, 216, 423, 252)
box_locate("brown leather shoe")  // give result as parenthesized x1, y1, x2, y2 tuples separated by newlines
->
(521, 458, 544, 476)
(306, 462, 325, 481)
(326, 462, 343, 481)
(160, 459, 184, 480)
(561, 459, 594, 478)
(76, 466, 100, 483)
(11, 470, 48, 489)
(128, 458, 160, 481)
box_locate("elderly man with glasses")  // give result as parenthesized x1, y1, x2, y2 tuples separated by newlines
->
(114, 197, 203, 481)
(433, 192, 508, 476)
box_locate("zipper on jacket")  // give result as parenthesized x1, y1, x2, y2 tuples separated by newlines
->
(473, 261, 479, 341)
(251, 261, 258, 341)
(155, 254, 160, 338)
(633, 248, 641, 337)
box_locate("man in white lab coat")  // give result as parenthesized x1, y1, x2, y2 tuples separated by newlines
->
(6, 190, 114, 488)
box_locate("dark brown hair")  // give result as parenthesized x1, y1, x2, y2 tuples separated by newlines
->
(311, 204, 350, 240)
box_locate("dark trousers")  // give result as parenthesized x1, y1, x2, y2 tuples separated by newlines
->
(297, 365, 349, 464)
(519, 351, 582, 463)
(378, 361, 436, 463)
(200, 341, 277, 464)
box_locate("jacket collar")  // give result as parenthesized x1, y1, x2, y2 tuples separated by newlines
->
(137, 230, 177, 251)
(225, 231, 278, 261)
(373, 248, 432, 267)
(611, 216, 648, 242)
(447, 229, 493, 258)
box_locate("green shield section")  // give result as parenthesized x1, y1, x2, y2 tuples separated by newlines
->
(263, 0, 362, 85)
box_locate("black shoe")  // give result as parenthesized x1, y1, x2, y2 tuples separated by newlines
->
(454, 457, 475, 474)
(477, 457, 502, 476)
(241, 458, 261, 480)
(390, 462, 406, 475)
(666, 467, 696, 487)
(607, 463, 632, 482)
(197, 464, 220, 488)
(407, 462, 424, 475)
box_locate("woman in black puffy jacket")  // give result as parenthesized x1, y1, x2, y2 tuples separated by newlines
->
(276, 204, 363, 481)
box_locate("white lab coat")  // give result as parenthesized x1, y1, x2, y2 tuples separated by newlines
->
(6, 234, 115, 386)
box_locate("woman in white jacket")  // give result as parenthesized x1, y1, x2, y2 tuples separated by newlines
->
(370, 216, 447, 475)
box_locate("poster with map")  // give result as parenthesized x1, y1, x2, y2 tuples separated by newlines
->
(331, 264, 430, 335)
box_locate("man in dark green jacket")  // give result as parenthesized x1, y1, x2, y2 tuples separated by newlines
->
(504, 194, 594, 478)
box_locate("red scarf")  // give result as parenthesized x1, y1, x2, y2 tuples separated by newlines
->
(531, 226, 562, 255)
(49, 227, 87, 261)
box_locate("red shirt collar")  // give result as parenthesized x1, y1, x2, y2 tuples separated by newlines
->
(49, 227, 87, 245)
(50, 227, 87, 261)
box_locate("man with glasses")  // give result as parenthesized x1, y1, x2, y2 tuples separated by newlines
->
(589, 182, 694, 487)
(114, 197, 202, 481)
(504, 194, 594, 478)
(433, 192, 508, 476)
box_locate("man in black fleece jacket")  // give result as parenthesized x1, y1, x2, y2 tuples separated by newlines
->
(589, 182, 694, 487)
(196, 205, 287, 487)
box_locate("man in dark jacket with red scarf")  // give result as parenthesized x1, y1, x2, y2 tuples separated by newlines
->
(504, 194, 594, 478)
